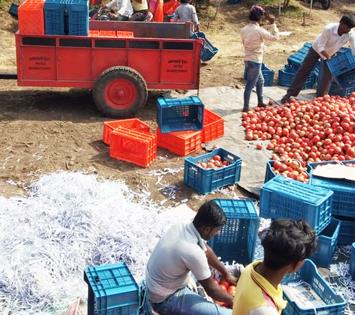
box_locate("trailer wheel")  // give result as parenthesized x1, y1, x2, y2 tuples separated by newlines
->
(320, 0, 331, 9)
(93, 66, 148, 118)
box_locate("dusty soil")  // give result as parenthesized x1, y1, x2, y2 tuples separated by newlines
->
(0, 0, 354, 208)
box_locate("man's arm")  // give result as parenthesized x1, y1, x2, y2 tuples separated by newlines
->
(315, 27, 331, 59)
(259, 14, 279, 41)
(206, 244, 237, 285)
(117, 0, 130, 16)
(199, 276, 234, 307)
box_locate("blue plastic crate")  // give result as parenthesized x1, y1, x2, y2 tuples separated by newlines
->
(8, 2, 18, 17)
(192, 32, 218, 62)
(84, 262, 139, 315)
(264, 160, 275, 183)
(282, 259, 347, 315)
(278, 66, 316, 89)
(333, 215, 355, 245)
(67, 0, 89, 36)
(310, 218, 341, 268)
(208, 199, 260, 265)
(260, 176, 333, 234)
(326, 48, 355, 77)
(287, 42, 312, 67)
(44, 0, 66, 35)
(351, 243, 355, 281)
(308, 160, 355, 218)
(184, 148, 242, 194)
(262, 64, 274, 86)
(156, 96, 204, 133)
(329, 68, 355, 97)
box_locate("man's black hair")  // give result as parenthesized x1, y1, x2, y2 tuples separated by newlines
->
(193, 200, 226, 229)
(340, 14, 355, 29)
(249, 7, 264, 22)
(260, 219, 317, 270)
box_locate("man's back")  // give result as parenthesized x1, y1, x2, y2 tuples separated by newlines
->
(146, 222, 210, 304)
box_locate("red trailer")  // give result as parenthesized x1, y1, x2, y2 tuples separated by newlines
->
(15, 21, 202, 117)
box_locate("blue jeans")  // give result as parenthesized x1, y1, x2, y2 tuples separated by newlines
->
(243, 61, 264, 110)
(152, 287, 232, 315)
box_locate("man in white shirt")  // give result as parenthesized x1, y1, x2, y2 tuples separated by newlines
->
(145, 200, 238, 315)
(240, 5, 279, 112)
(106, 0, 133, 20)
(281, 14, 355, 104)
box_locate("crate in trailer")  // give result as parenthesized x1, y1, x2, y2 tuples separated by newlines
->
(156, 96, 204, 133)
(157, 128, 201, 156)
(191, 32, 218, 62)
(44, 0, 65, 35)
(201, 109, 224, 143)
(110, 128, 156, 168)
(84, 262, 139, 315)
(326, 47, 355, 77)
(208, 199, 260, 265)
(310, 218, 341, 268)
(333, 215, 355, 245)
(260, 176, 333, 234)
(184, 148, 242, 194)
(262, 64, 274, 86)
(308, 160, 355, 218)
(8, 2, 19, 17)
(102, 119, 151, 145)
(287, 42, 312, 67)
(351, 243, 355, 281)
(67, 0, 89, 36)
(282, 259, 346, 315)
(329, 68, 355, 97)
(18, 0, 45, 35)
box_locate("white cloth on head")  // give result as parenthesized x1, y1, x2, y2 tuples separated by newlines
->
(106, 0, 133, 17)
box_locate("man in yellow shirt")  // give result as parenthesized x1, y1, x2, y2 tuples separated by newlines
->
(232, 220, 317, 315)
(130, 0, 149, 20)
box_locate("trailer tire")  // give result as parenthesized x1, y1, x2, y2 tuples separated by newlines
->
(320, 0, 331, 9)
(93, 66, 148, 118)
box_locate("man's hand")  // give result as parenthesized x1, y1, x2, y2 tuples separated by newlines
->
(265, 12, 276, 24)
(223, 273, 237, 286)
(320, 50, 331, 60)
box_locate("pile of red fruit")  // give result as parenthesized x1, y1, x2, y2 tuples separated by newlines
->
(213, 279, 236, 308)
(242, 94, 355, 180)
(271, 159, 309, 182)
(196, 155, 230, 169)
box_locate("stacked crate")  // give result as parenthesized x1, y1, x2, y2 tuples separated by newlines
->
(278, 42, 319, 89)
(44, 0, 88, 36)
(208, 199, 260, 265)
(18, 0, 45, 35)
(103, 118, 157, 168)
(307, 160, 355, 246)
(328, 48, 355, 97)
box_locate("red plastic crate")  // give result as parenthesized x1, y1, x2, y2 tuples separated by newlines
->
(18, 0, 45, 35)
(110, 127, 156, 168)
(157, 128, 201, 156)
(103, 119, 151, 145)
(201, 109, 224, 143)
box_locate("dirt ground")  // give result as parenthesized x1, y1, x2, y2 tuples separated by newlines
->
(0, 0, 354, 208)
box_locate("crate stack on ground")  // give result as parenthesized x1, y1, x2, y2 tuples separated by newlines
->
(208, 199, 260, 265)
(278, 42, 319, 89)
(307, 160, 355, 247)
(84, 262, 140, 315)
(259, 175, 343, 268)
(328, 48, 355, 97)
(282, 259, 347, 315)
(103, 118, 157, 168)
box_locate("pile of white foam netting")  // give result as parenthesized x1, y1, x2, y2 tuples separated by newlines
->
(0, 172, 195, 315)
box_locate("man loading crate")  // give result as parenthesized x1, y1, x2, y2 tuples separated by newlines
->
(145, 200, 240, 315)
